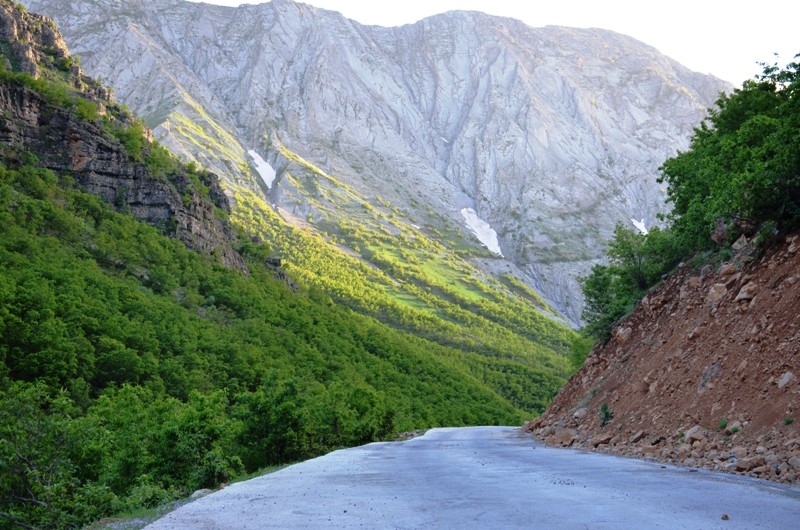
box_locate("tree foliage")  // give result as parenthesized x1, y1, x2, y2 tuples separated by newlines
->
(580, 225, 684, 340)
(0, 154, 567, 527)
(659, 57, 800, 249)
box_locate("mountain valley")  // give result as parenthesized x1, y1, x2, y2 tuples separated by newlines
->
(3, 1, 798, 527)
(0, 2, 573, 525)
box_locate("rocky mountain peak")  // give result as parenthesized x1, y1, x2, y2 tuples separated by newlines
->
(21, 0, 732, 324)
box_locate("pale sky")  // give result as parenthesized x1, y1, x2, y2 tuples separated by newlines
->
(188, 0, 798, 86)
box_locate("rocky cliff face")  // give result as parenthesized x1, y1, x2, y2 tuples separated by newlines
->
(527, 234, 800, 484)
(1, 0, 66, 76)
(21, 0, 731, 324)
(0, 0, 245, 271)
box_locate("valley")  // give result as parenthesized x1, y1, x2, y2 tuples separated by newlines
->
(1, 0, 797, 528)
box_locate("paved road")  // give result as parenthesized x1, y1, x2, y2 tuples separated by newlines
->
(146, 426, 800, 529)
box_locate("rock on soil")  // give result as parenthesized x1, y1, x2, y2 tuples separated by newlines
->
(526, 234, 800, 485)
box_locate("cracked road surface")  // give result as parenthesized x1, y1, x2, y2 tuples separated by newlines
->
(145, 426, 800, 529)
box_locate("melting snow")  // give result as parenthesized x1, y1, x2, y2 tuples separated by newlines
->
(461, 208, 503, 256)
(631, 218, 648, 235)
(248, 150, 276, 189)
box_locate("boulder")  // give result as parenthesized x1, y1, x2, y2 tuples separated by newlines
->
(684, 425, 707, 444)
(707, 284, 728, 303)
(731, 234, 748, 251)
(736, 282, 758, 301)
(629, 430, 646, 444)
(736, 456, 765, 472)
(730, 446, 748, 459)
(572, 407, 589, 420)
(591, 433, 613, 447)
(550, 428, 579, 447)
(616, 327, 633, 344)
(778, 372, 796, 389)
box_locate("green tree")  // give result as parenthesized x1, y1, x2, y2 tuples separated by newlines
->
(580, 225, 684, 341)
(0, 382, 113, 529)
(582, 55, 800, 343)
(660, 56, 800, 247)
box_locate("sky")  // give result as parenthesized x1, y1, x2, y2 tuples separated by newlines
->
(187, 0, 798, 86)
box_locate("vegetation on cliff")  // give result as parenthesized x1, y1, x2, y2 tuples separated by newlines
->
(581, 56, 800, 341)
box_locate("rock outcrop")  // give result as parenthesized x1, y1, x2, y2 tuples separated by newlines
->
(0, 0, 68, 77)
(0, 0, 245, 271)
(527, 234, 800, 484)
(21, 0, 731, 324)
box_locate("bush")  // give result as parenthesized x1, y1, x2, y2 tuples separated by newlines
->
(584, 57, 800, 340)
(568, 334, 594, 371)
(580, 224, 684, 340)
(599, 403, 613, 426)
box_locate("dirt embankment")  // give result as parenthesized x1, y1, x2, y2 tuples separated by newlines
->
(527, 234, 800, 484)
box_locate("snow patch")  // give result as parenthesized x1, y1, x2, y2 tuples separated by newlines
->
(461, 208, 503, 256)
(631, 218, 648, 235)
(248, 150, 276, 188)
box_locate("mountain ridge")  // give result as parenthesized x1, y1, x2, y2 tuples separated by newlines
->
(21, 0, 732, 324)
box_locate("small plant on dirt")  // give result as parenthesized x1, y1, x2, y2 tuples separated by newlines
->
(718, 419, 729, 431)
(729, 426, 739, 434)
(599, 403, 613, 427)
(784, 417, 794, 425)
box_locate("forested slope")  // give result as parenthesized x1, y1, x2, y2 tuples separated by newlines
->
(0, 2, 572, 527)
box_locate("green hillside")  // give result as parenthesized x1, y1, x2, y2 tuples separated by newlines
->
(0, 2, 575, 526)
(0, 151, 569, 528)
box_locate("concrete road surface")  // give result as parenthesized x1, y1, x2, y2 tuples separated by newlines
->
(145, 426, 800, 529)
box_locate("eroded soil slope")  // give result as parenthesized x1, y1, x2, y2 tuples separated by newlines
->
(527, 234, 800, 484)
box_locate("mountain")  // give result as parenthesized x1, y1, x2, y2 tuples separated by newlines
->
(20, 0, 731, 324)
(525, 53, 800, 485)
(0, 2, 577, 526)
(0, 2, 245, 271)
(527, 233, 800, 484)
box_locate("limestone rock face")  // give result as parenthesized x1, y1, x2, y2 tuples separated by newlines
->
(0, 0, 69, 77)
(22, 0, 730, 323)
(0, 2, 245, 271)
